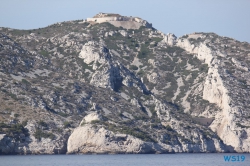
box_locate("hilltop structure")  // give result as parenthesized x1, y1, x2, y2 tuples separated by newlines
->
(85, 12, 152, 29)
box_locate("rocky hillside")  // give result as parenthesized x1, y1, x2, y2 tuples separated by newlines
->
(0, 13, 250, 154)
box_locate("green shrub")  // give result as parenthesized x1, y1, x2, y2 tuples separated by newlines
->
(165, 125, 174, 131)
(166, 46, 185, 54)
(151, 37, 163, 42)
(137, 70, 144, 76)
(14, 114, 19, 118)
(129, 65, 138, 70)
(34, 128, 55, 141)
(63, 121, 71, 128)
(199, 64, 208, 73)
(57, 47, 64, 54)
(150, 109, 157, 117)
(0, 122, 29, 139)
(138, 45, 150, 59)
(22, 120, 28, 126)
(114, 125, 156, 143)
(57, 112, 69, 117)
(39, 50, 50, 57)
(236, 123, 249, 128)
(0, 122, 9, 129)
(182, 35, 188, 38)
(123, 56, 130, 60)
(91, 121, 157, 143)
(96, 61, 101, 67)
(159, 64, 175, 71)
(21, 79, 31, 85)
(55, 86, 63, 93)
(91, 120, 100, 124)
(38, 120, 47, 127)
(76, 57, 93, 71)
(9, 93, 18, 100)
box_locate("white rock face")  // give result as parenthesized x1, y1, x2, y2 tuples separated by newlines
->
(90, 63, 121, 89)
(81, 112, 102, 124)
(67, 124, 165, 154)
(231, 57, 248, 71)
(153, 97, 171, 122)
(203, 67, 230, 109)
(147, 72, 159, 84)
(163, 33, 177, 46)
(79, 41, 106, 66)
(176, 37, 250, 152)
(148, 59, 159, 67)
(119, 30, 128, 37)
(79, 41, 149, 93)
(130, 98, 141, 108)
(79, 41, 126, 90)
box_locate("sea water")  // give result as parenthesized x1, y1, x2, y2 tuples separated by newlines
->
(0, 153, 249, 166)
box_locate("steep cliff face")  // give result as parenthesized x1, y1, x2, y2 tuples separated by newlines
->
(67, 113, 229, 154)
(0, 121, 67, 154)
(67, 124, 161, 154)
(176, 34, 250, 152)
(0, 14, 250, 154)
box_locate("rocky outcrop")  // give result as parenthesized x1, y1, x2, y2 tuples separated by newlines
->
(90, 63, 122, 90)
(79, 41, 104, 65)
(79, 40, 149, 93)
(0, 121, 67, 155)
(0, 135, 67, 155)
(80, 112, 102, 125)
(66, 112, 232, 154)
(176, 35, 250, 152)
(67, 124, 166, 154)
(163, 33, 177, 46)
(67, 123, 232, 154)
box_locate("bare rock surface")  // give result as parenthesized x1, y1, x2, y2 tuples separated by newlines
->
(0, 14, 250, 154)
(67, 124, 163, 154)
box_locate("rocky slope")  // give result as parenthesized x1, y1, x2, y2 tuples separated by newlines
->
(0, 13, 250, 154)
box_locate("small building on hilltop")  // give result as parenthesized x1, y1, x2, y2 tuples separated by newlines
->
(85, 12, 152, 29)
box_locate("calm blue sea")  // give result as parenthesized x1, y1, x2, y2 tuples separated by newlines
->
(0, 153, 249, 166)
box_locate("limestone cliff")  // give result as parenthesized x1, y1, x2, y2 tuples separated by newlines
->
(67, 113, 230, 154)
(0, 14, 250, 154)
(176, 34, 250, 152)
